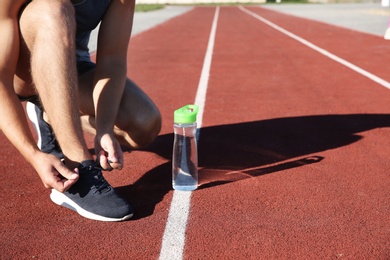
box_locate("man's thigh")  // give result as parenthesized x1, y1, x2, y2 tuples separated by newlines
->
(13, 2, 34, 98)
(14, 0, 77, 99)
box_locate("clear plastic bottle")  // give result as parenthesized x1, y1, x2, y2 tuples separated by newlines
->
(172, 105, 199, 191)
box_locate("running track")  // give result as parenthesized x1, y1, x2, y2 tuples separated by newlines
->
(1, 6, 390, 259)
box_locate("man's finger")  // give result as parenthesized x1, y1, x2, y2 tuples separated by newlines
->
(56, 163, 79, 181)
(107, 143, 123, 170)
(61, 177, 78, 191)
(108, 160, 122, 170)
(106, 144, 119, 164)
(50, 166, 79, 192)
(99, 151, 113, 171)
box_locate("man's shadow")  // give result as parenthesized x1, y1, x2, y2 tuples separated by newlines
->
(116, 113, 390, 219)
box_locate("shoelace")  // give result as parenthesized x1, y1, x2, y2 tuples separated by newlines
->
(79, 163, 111, 193)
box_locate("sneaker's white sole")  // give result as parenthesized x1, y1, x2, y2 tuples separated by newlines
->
(385, 27, 390, 40)
(26, 102, 42, 149)
(50, 189, 133, 222)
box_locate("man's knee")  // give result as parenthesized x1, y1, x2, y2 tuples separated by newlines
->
(20, 0, 76, 45)
(119, 106, 162, 149)
(134, 107, 162, 148)
(145, 107, 162, 145)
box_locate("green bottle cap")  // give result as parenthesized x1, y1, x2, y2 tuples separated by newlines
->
(174, 104, 199, 124)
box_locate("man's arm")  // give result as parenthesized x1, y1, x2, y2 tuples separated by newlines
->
(0, 0, 38, 162)
(0, 1, 78, 191)
(93, 0, 136, 169)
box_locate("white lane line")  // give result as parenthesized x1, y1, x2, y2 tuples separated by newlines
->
(158, 6, 220, 260)
(239, 6, 390, 90)
(159, 191, 192, 260)
(194, 6, 220, 136)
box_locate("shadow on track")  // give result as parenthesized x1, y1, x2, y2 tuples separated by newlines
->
(117, 113, 390, 219)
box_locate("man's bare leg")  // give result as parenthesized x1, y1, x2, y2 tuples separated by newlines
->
(11, 0, 134, 222)
(18, 0, 92, 169)
(78, 69, 162, 149)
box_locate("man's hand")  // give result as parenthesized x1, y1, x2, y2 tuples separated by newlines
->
(95, 133, 123, 171)
(32, 152, 79, 192)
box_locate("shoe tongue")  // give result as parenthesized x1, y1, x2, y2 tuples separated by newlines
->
(79, 159, 96, 168)
(78, 160, 101, 177)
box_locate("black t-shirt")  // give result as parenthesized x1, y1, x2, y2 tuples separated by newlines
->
(74, 0, 111, 62)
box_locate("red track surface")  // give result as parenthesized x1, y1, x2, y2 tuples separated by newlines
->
(1, 6, 389, 259)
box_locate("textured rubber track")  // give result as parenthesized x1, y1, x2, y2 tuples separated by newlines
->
(1, 6, 389, 259)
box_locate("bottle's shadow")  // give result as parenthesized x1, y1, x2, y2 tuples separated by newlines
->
(116, 113, 390, 219)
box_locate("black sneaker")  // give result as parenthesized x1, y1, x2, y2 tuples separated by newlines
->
(50, 160, 133, 221)
(26, 101, 64, 159)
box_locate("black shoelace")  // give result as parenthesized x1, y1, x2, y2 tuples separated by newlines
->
(79, 163, 111, 193)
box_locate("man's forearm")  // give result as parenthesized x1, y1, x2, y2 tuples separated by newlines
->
(0, 1, 40, 166)
(0, 86, 40, 163)
(92, 66, 126, 136)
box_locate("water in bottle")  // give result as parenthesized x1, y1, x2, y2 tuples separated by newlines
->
(172, 105, 199, 191)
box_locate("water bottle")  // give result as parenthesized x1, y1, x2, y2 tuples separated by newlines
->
(172, 104, 199, 191)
